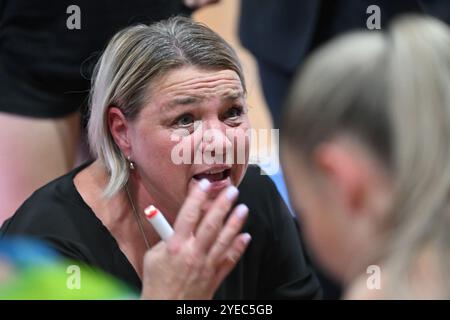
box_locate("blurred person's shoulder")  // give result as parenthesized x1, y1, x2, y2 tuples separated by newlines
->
(345, 273, 386, 300)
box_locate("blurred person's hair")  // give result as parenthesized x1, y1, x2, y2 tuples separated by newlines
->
(88, 16, 246, 197)
(282, 15, 450, 298)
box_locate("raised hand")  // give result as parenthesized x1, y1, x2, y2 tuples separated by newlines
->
(141, 179, 251, 299)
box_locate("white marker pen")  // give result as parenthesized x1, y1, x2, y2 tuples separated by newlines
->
(144, 205, 174, 241)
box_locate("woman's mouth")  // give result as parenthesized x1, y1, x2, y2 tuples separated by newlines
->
(192, 168, 232, 192)
(193, 168, 231, 182)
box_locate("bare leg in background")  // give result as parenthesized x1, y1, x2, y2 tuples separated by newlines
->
(0, 111, 81, 224)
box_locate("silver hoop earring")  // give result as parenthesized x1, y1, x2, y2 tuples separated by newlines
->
(127, 156, 135, 170)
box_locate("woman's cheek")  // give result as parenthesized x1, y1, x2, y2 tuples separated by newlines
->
(165, 132, 196, 166)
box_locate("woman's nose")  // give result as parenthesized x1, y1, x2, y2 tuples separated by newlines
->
(200, 121, 233, 161)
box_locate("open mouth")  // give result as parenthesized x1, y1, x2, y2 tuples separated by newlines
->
(193, 168, 231, 183)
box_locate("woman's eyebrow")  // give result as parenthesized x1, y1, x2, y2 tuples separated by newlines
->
(223, 91, 244, 100)
(161, 97, 200, 113)
(173, 96, 199, 105)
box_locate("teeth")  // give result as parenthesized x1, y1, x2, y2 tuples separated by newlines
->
(205, 169, 225, 174)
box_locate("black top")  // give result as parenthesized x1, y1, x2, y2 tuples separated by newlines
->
(0, 163, 321, 299)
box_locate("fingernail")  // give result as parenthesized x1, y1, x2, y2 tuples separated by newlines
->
(235, 204, 248, 219)
(226, 186, 239, 200)
(242, 233, 252, 244)
(198, 178, 210, 191)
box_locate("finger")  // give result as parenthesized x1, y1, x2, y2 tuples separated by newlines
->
(194, 185, 239, 253)
(206, 204, 249, 265)
(214, 233, 251, 286)
(173, 178, 210, 239)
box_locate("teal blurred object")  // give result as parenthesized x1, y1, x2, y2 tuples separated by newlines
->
(0, 237, 58, 267)
(0, 237, 138, 299)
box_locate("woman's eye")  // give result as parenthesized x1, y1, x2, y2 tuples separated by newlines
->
(175, 114, 194, 127)
(225, 106, 243, 120)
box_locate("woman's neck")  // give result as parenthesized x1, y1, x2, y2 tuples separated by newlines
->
(127, 170, 178, 227)
(74, 159, 164, 278)
(74, 160, 129, 226)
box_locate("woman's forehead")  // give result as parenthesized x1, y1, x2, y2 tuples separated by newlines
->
(150, 67, 244, 100)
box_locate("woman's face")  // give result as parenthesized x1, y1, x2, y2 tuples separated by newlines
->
(126, 66, 250, 215)
(282, 138, 392, 283)
(283, 149, 351, 281)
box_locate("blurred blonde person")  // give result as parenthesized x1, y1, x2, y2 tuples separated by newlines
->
(282, 15, 450, 299)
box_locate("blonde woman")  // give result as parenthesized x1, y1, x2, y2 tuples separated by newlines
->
(282, 15, 450, 299)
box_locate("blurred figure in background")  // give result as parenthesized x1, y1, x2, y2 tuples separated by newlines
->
(239, 0, 450, 129)
(239, 0, 450, 299)
(282, 15, 450, 298)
